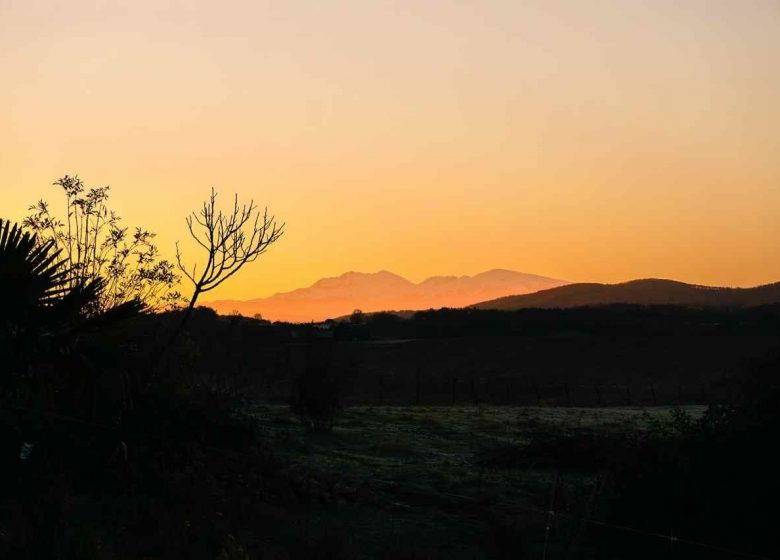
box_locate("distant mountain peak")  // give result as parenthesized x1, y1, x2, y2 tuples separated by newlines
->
(204, 268, 569, 322)
(479, 268, 517, 275)
(309, 270, 413, 289)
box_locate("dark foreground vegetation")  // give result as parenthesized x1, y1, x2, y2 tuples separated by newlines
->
(145, 304, 780, 407)
(2, 179, 778, 558)
(3, 286, 778, 557)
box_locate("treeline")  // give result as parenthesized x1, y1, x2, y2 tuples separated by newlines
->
(127, 306, 777, 408)
(328, 304, 780, 339)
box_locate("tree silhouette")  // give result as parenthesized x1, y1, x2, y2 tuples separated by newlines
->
(24, 175, 179, 313)
(174, 187, 283, 337)
(350, 309, 365, 324)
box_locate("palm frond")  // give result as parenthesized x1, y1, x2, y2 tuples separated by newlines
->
(0, 218, 69, 317)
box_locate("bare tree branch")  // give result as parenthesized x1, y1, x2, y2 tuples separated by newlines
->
(172, 187, 284, 338)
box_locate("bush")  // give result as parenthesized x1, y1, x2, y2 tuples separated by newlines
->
(594, 355, 780, 559)
(216, 534, 250, 560)
(289, 363, 343, 432)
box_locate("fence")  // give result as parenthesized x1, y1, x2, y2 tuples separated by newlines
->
(256, 374, 731, 408)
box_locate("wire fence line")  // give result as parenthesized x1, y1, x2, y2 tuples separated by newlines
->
(257, 375, 733, 408)
(5, 404, 773, 560)
(368, 476, 772, 560)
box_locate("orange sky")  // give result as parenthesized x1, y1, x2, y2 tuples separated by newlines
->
(2, 1, 779, 300)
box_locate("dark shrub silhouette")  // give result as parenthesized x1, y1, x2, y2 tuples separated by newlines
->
(290, 364, 343, 432)
(1, 217, 141, 410)
(593, 354, 780, 559)
(289, 344, 343, 432)
(24, 175, 179, 313)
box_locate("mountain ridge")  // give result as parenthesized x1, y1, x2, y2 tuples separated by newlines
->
(204, 269, 568, 322)
(470, 278, 780, 310)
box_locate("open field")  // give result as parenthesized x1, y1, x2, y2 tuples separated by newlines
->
(206, 334, 778, 406)
(239, 404, 706, 558)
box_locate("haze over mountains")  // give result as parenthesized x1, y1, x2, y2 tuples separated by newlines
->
(472, 279, 780, 310)
(205, 269, 568, 322)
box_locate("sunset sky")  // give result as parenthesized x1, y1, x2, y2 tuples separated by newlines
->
(2, 1, 779, 300)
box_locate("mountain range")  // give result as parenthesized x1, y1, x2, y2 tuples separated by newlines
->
(204, 269, 569, 322)
(471, 278, 780, 310)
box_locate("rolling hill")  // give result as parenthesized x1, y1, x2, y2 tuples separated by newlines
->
(471, 278, 780, 310)
(204, 269, 568, 322)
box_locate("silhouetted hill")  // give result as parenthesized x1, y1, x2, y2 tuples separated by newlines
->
(205, 269, 568, 322)
(471, 278, 780, 310)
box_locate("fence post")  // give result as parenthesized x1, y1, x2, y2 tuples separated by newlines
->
(649, 382, 657, 405)
(564, 383, 572, 407)
(543, 473, 560, 560)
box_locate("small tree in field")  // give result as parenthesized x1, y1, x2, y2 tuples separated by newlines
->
(350, 309, 365, 325)
(289, 342, 343, 432)
(174, 188, 284, 337)
(289, 363, 343, 432)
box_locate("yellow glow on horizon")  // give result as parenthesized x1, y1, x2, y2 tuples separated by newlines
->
(2, 1, 779, 300)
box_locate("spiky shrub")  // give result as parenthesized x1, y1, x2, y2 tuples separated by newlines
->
(1, 218, 65, 396)
(1, 217, 141, 408)
(0, 218, 68, 320)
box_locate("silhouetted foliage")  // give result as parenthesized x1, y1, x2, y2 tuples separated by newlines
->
(329, 304, 780, 340)
(216, 535, 251, 560)
(173, 187, 284, 338)
(592, 355, 780, 558)
(23, 175, 179, 313)
(289, 343, 343, 432)
(0, 217, 141, 413)
(349, 309, 364, 324)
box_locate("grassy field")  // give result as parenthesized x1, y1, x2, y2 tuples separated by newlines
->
(239, 404, 705, 558)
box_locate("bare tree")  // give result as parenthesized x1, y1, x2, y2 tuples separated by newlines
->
(174, 188, 284, 338)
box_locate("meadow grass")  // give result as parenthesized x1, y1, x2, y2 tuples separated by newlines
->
(239, 403, 705, 556)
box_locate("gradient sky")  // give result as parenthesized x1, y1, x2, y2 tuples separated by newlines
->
(2, 0, 779, 300)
